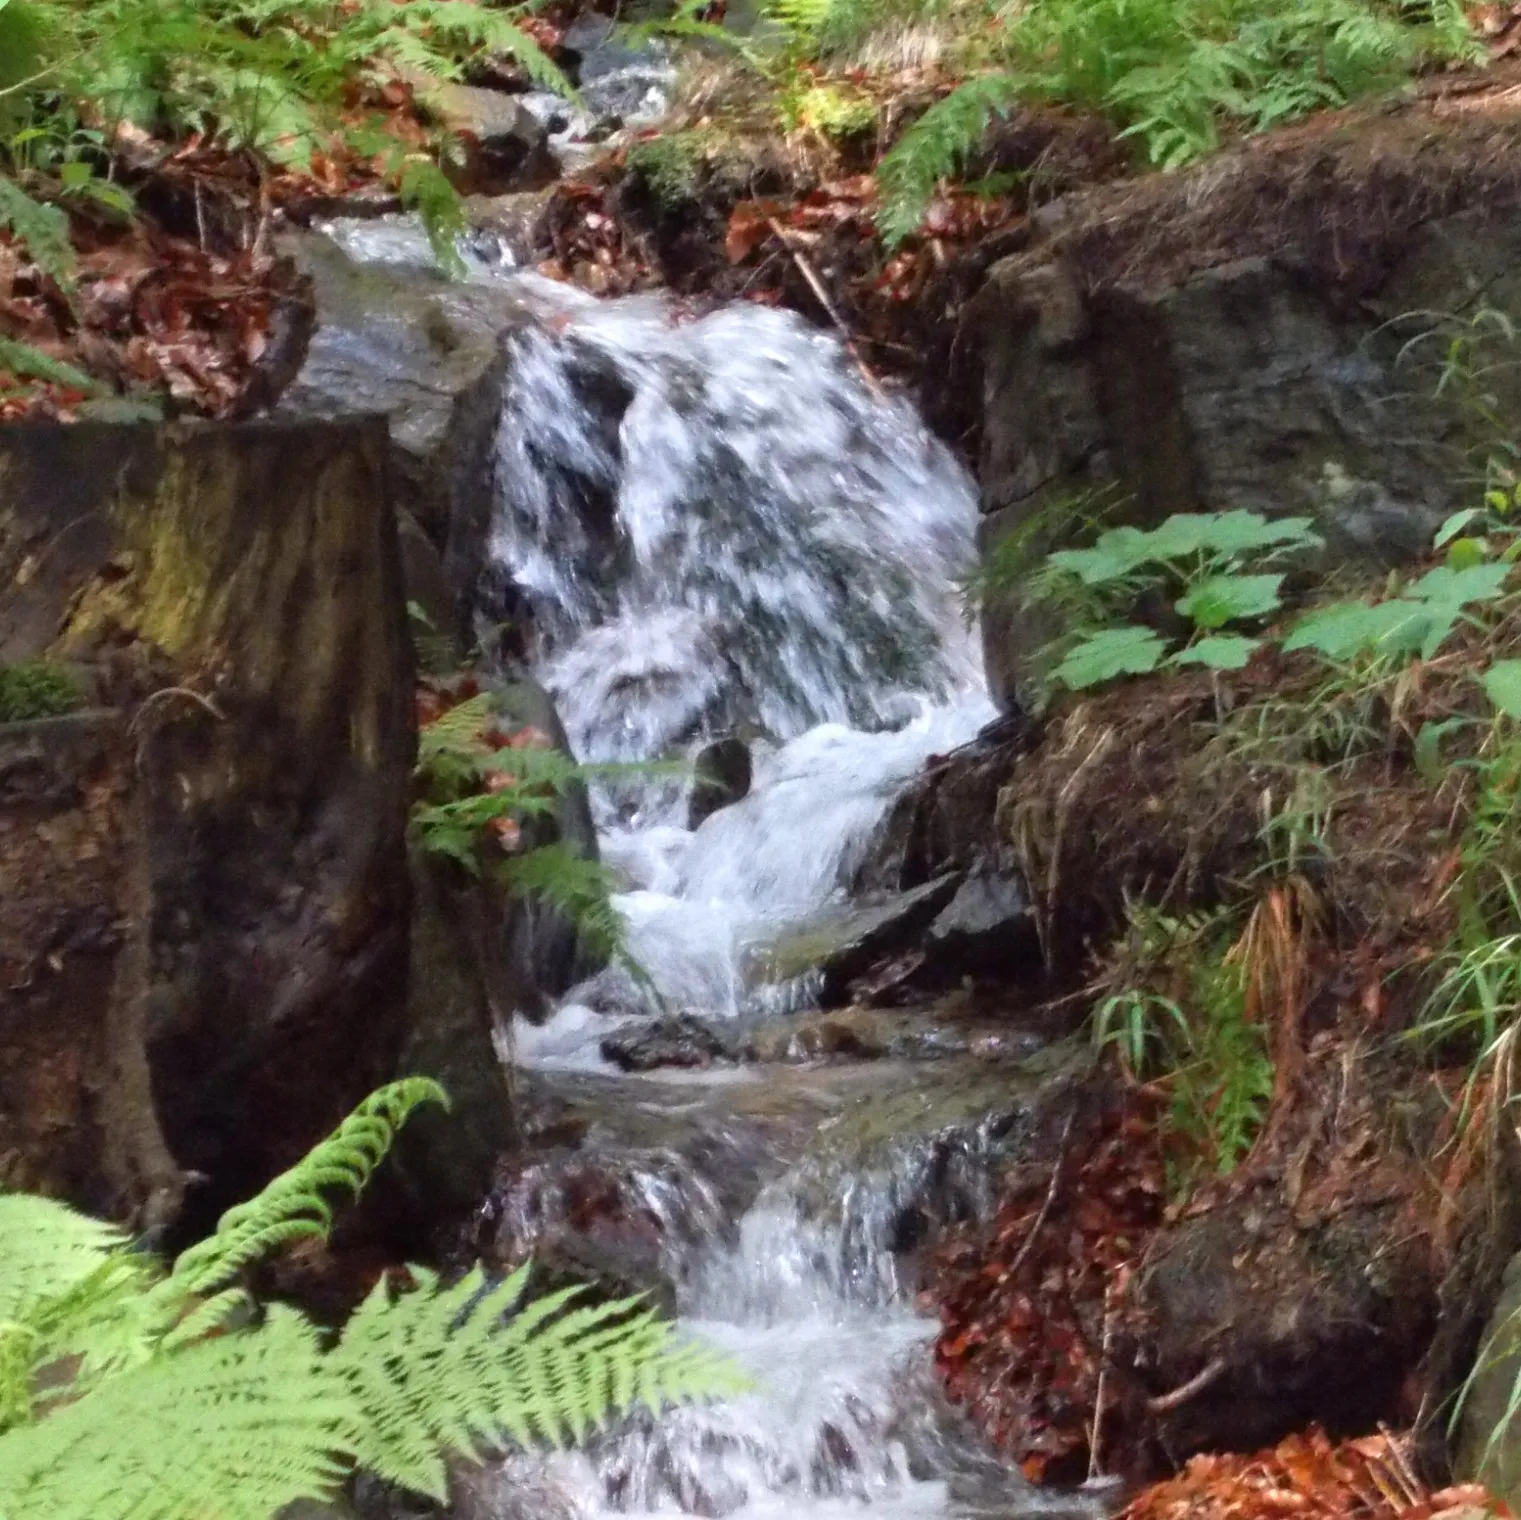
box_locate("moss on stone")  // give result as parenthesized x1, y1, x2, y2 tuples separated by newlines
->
(0, 661, 84, 723)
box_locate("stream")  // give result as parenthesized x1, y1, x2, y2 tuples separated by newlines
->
(328, 219, 1096, 1520)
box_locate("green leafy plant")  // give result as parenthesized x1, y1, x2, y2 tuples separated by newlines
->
(0, 0, 574, 277)
(1414, 730, 1521, 1055)
(874, 0, 1476, 243)
(0, 1078, 738, 1520)
(1029, 509, 1323, 692)
(411, 692, 634, 964)
(0, 660, 84, 722)
(1091, 900, 1275, 1187)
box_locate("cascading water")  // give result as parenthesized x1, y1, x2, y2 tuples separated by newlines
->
(488, 292, 994, 1029)
(469, 282, 1080, 1520)
(316, 215, 1074, 1520)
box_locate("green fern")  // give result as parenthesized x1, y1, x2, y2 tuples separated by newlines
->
(162, 1077, 448, 1301)
(874, 0, 1478, 242)
(875, 73, 1019, 244)
(0, 175, 73, 285)
(0, 1079, 739, 1519)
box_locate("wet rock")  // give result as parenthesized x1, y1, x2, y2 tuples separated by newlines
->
(383, 856, 518, 1242)
(561, 14, 672, 126)
(277, 226, 533, 607)
(741, 1002, 1044, 1065)
(492, 675, 607, 1005)
(425, 82, 556, 194)
(924, 868, 1037, 979)
(757, 875, 960, 1004)
(0, 420, 412, 1224)
(968, 133, 1521, 707)
(464, 189, 555, 265)
(688, 735, 752, 828)
(600, 1013, 739, 1072)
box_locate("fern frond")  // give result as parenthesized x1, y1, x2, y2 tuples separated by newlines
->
(0, 1197, 124, 1324)
(0, 1305, 353, 1520)
(160, 1077, 448, 1300)
(500, 842, 625, 962)
(330, 1265, 746, 1501)
(0, 176, 74, 285)
(875, 72, 1018, 245)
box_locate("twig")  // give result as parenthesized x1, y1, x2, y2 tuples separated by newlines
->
(1008, 1106, 1077, 1279)
(765, 216, 883, 396)
(1146, 1356, 1226, 1414)
(1376, 1423, 1424, 1507)
(1089, 1280, 1116, 1479)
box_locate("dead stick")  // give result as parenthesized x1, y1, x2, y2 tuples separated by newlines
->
(765, 216, 883, 396)
(1147, 1356, 1226, 1414)
(1089, 1281, 1115, 1479)
(1008, 1106, 1076, 1279)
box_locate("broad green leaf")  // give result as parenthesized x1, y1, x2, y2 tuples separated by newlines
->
(1283, 599, 1424, 661)
(1413, 717, 1470, 784)
(1168, 634, 1261, 671)
(1434, 507, 1482, 548)
(1408, 562, 1511, 608)
(1189, 510, 1321, 559)
(1175, 573, 1283, 630)
(1047, 527, 1152, 586)
(1052, 626, 1167, 690)
(1484, 660, 1521, 720)
(1445, 536, 1491, 570)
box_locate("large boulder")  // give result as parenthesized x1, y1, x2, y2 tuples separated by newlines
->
(965, 103, 1521, 709)
(0, 420, 414, 1226)
(277, 227, 535, 629)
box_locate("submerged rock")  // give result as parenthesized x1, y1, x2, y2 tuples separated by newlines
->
(688, 734, 753, 828)
(600, 1012, 739, 1071)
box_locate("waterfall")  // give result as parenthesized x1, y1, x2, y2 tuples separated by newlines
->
(473, 281, 1065, 1520)
(487, 292, 994, 1033)
(313, 216, 1068, 1520)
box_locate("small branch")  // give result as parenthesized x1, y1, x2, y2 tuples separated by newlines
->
(1008, 1106, 1077, 1279)
(1089, 1281, 1116, 1479)
(1147, 1357, 1226, 1414)
(765, 216, 882, 397)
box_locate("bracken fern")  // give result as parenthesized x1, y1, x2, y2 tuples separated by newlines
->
(0, 1079, 738, 1520)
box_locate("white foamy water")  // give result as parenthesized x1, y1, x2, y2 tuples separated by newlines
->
(316, 219, 1046, 1520)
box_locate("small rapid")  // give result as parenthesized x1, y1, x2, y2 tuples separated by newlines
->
(317, 214, 1062, 1520)
(472, 278, 1064, 1520)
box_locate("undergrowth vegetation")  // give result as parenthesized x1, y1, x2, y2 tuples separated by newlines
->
(0, 0, 569, 287)
(0, 1078, 736, 1520)
(642, 0, 1479, 244)
(411, 687, 627, 966)
(983, 306, 1521, 1223)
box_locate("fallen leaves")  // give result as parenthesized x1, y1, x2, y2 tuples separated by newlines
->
(926, 1096, 1165, 1480)
(1120, 1429, 1510, 1520)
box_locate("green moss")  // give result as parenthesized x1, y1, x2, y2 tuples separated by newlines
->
(627, 131, 706, 208)
(0, 661, 84, 722)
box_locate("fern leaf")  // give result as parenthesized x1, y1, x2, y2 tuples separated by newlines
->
(0, 1197, 124, 1324)
(328, 1264, 744, 1501)
(161, 1078, 448, 1299)
(500, 842, 625, 962)
(0, 177, 74, 286)
(875, 73, 1019, 245)
(0, 1305, 354, 1520)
